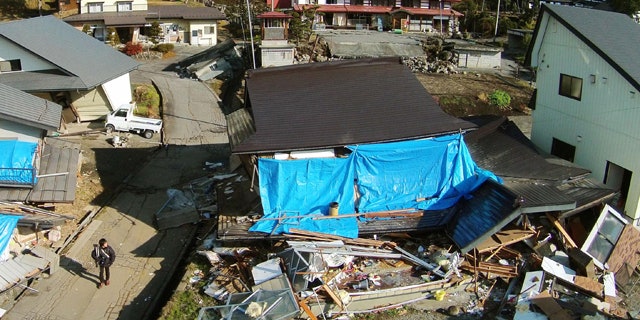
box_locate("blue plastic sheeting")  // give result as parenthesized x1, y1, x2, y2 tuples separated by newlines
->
(250, 134, 499, 238)
(0, 215, 21, 256)
(250, 157, 357, 238)
(0, 140, 38, 185)
(350, 134, 499, 212)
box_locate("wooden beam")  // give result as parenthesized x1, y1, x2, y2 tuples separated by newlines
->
(546, 213, 577, 249)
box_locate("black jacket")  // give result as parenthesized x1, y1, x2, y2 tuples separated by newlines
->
(92, 245, 116, 267)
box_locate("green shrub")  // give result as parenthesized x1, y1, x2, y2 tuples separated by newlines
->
(153, 43, 175, 53)
(489, 90, 511, 109)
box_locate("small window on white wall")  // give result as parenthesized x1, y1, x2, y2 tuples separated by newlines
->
(88, 2, 103, 13)
(204, 26, 215, 34)
(117, 1, 132, 11)
(559, 73, 583, 100)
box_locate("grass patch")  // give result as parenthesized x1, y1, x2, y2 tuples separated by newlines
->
(132, 84, 161, 118)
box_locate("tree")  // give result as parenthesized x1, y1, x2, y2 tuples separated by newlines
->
(609, 0, 640, 17)
(148, 21, 162, 44)
(217, 0, 268, 40)
(289, 5, 318, 43)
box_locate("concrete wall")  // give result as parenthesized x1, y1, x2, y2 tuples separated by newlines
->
(189, 21, 218, 46)
(457, 50, 501, 69)
(530, 14, 640, 222)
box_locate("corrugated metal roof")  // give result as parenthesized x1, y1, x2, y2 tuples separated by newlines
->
(0, 138, 80, 203)
(465, 116, 590, 182)
(446, 179, 521, 254)
(0, 16, 139, 90)
(0, 83, 62, 131)
(526, 4, 640, 92)
(233, 58, 476, 154)
(502, 180, 576, 212)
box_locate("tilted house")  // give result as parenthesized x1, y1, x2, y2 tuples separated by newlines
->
(0, 16, 139, 122)
(526, 4, 640, 223)
(0, 83, 81, 203)
(223, 58, 588, 254)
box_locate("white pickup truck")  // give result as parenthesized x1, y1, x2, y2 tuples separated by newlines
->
(105, 103, 163, 139)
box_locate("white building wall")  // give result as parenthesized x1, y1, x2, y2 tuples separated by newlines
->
(0, 119, 43, 143)
(189, 21, 218, 46)
(0, 38, 57, 72)
(457, 51, 501, 69)
(81, 0, 148, 14)
(102, 73, 133, 110)
(531, 16, 640, 221)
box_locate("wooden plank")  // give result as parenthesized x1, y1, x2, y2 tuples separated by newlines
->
(546, 213, 577, 249)
(321, 284, 344, 309)
(476, 228, 535, 253)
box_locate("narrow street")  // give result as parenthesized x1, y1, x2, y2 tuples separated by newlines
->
(5, 46, 231, 320)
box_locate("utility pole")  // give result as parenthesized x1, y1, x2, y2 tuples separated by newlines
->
(246, 0, 257, 69)
(493, 0, 501, 43)
(439, 0, 443, 34)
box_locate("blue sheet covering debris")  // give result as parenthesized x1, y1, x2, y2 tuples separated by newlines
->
(250, 134, 499, 238)
(0, 140, 38, 185)
(0, 215, 22, 256)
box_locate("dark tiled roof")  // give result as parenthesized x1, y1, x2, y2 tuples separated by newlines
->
(0, 83, 62, 131)
(526, 4, 640, 92)
(232, 58, 476, 154)
(63, 11, 148, 26)
(64, 5, 226, 24)
(0, 16, 139, 90)
(147, 5, 226, 20)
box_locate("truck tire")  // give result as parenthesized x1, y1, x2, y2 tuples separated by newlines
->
(143, 130, 154, 139)
(106, 124, 115, 134)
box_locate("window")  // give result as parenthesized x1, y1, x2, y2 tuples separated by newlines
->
(559, 73, 583, 100)
(117, 1, 132, 11)
(114, 109, 128, 117)
(204, 26, 215, 35)
(581, 204, 627, 267)
(551, 138, 575, 162)
(0, 59, 22, 72)
(88, 2, 103, 13)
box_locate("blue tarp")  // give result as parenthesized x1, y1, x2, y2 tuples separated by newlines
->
(0, 215, 21, 256)
(0, 140, 38, 185)
(250, 134, 499, 238)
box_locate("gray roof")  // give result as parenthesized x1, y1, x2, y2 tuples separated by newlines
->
(0, 16, 139, 90)
(0, 71, 85, 92)
(63, 5, 226, 24)
(0, 83, 62, 131)
(233, 58, 476, 154)
(526, 4, 640, 92)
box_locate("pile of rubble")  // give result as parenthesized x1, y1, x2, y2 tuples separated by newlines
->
(294, 35, 460, 74)
(165, 180, 640, 320)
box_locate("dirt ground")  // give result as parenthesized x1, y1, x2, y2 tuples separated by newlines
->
(416, 72, 534, 118)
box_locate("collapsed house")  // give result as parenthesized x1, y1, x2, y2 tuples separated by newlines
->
(154, 58, 637, 318)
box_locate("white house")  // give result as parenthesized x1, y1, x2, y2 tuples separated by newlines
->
(0, 16, 139, 122)
(526, 4, 640, 223)
(64, 2, 225, 46)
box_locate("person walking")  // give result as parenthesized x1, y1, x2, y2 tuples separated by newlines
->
(91, 238, 116, 288)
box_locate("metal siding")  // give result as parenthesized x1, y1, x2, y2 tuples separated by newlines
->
(70, 87, 111, 121)
(531, 14, 640, 221)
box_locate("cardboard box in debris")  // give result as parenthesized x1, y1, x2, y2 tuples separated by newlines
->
(181, 203, 640, 320)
